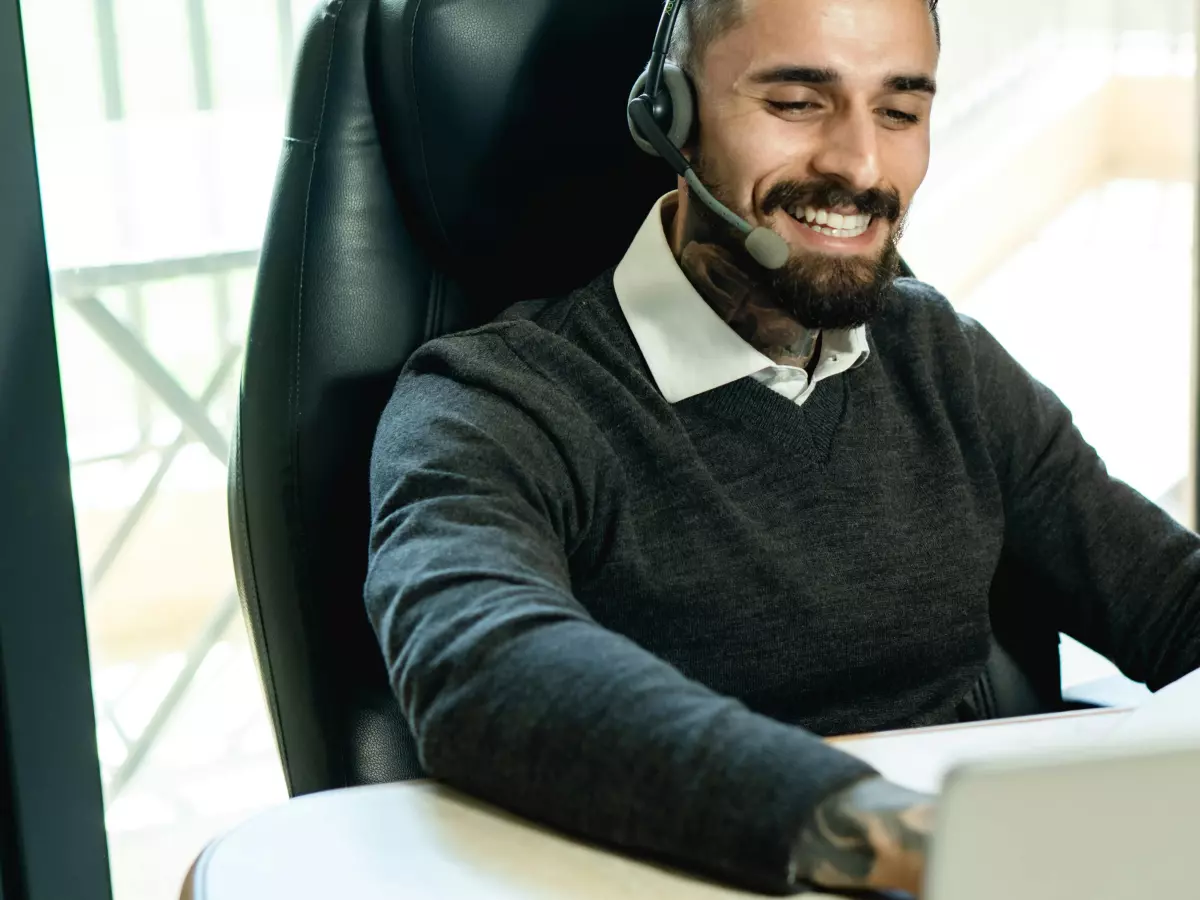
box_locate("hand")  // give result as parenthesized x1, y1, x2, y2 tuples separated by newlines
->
(792, 775, 936, 898)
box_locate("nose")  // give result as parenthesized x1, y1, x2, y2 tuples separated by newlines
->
(809, 107, 882, 195)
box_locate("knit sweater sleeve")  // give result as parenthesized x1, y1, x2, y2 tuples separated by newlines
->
(965, 316, 1200, 689)
(365, 329, 876, 894)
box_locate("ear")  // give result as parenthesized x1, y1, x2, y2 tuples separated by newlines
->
(626, 63, 696, 157)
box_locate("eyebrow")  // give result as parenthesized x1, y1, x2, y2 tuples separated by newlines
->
(749, 65, 840, 86)
(748, 66, 938, 96)
(885, 74, 938, 95)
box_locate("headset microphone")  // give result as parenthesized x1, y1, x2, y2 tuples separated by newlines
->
(627, 0, 791, 271)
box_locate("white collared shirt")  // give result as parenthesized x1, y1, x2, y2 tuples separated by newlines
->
(612, 193, 870, 406)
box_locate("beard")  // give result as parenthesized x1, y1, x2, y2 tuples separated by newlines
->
(689, 156, 907, 330)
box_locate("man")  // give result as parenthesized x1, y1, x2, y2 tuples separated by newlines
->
(365, 0, 1200, 895)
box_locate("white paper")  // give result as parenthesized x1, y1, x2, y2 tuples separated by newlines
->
(1104, 667, 1200, 747)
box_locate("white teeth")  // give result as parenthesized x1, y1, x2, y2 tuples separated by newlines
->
(804, 219, 871, 239)
(789, 206, 874, 237)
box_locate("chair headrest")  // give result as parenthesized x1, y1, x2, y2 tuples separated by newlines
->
(370, 0, 674, 308)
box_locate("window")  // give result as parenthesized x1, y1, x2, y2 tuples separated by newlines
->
(20, 1, 323, 897)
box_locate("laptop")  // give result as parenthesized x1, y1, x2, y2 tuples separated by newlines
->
(924, 670, 1200, 900)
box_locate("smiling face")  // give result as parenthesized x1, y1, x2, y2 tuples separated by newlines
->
(675, 0, 940, 329)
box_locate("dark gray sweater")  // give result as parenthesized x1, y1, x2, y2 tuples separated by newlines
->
(366, 271, 1200, 893)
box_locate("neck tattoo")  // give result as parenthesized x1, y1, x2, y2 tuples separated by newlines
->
(671, 200, 821, 369)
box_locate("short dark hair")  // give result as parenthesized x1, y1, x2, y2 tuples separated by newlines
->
(670, 0, 941, 76)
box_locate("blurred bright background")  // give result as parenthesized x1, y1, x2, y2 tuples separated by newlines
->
(15, 0, 1197, 898)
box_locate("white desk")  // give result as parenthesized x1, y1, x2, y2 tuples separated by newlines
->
(182, 708, 1132, 900)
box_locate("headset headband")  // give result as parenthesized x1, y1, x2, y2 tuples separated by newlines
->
(644, 0, 685, 112)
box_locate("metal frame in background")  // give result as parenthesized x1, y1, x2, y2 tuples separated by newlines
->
(67, 0, 292, 804)
(0, 0, 113, 898)
(51, 251, 256, 800)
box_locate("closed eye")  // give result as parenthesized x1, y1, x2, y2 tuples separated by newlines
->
(767, 100, 818, 113)
(882, 109, 920, 124)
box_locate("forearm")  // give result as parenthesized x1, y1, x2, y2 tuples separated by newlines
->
(1007, 432, 1200, 689)
(968, 317, 1200, 688)
(397, 603, 878, 893)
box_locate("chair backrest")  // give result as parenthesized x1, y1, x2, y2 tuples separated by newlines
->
(229, 0, 671, 797)
(231, 0, 1066, 798)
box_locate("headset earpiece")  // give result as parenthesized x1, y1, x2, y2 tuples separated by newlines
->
(626, 62, 695, 157)
(625, 0, 791, 270)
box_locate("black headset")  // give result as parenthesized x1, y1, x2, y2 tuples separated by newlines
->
(626, 0, 791, 270)
(626, 0, 695, 168)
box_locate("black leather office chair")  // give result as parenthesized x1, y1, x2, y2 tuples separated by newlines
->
(230, 0, 1112, 799)
(229, 0, 670, 797)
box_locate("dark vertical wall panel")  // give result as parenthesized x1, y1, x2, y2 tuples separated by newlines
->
(0, 1, 113, 898)
(1194, 12, 1200, 531)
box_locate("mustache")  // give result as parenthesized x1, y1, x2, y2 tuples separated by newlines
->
(762, 180, 903, 222)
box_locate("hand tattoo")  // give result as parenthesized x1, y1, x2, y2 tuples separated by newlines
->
(792, 776, 936, 897)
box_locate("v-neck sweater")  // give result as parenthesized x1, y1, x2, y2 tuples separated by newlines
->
(366, 269, 1200, 893)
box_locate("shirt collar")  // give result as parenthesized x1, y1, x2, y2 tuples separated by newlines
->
(613, 192, 870, 403)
